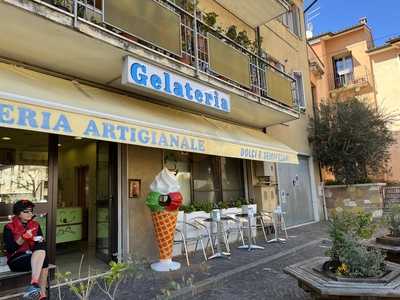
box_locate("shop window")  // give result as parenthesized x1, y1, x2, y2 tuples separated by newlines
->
(221, 157, 244, 204)
(164, 151, 192, 205)
(0, 128, 48, 204)
(192, 154, 220, 205)
(163, 152, 245, 207)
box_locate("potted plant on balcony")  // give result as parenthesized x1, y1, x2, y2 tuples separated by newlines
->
(203, 12, 218, 28)
(51, 0, 71, 13)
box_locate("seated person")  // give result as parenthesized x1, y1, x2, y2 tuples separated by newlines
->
(3, 200, 48, 300)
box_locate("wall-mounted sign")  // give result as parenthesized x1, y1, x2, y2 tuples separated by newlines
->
(122, 56, 231, 113)
(0, 99, 297, 164)
(128, 179, 141, 198)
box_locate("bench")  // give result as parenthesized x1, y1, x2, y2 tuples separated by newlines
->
(0, 264, 56, 300)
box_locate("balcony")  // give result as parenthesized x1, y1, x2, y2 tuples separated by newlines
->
(329, 70, 371, 97)
(0, 0, 299, 128)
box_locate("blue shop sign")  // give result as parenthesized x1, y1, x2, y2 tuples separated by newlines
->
(122, 56, 231, 113)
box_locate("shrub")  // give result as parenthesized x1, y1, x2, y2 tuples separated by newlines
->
(386, 204, 400, 237)
(338, 234, 385, 278)
(309, 98, 395, 184)
(326, 212, 385, 278)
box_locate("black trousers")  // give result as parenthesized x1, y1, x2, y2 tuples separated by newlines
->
(8, 243, 49, 272)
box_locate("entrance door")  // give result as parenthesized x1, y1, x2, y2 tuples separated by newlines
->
(95, 142, 118, 262)
(277, 156, 314, 227)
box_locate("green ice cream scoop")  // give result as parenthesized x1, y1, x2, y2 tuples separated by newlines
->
(146, 191, 165, 212)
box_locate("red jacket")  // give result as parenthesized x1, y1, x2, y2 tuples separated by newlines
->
(5, 217, 39, 259)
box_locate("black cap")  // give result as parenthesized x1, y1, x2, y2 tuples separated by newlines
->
(13, 200, 35, 215)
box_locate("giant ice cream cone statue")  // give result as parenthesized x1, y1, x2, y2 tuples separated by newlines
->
(146, 168, 183, 272)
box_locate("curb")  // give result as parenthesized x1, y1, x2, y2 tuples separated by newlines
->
(168, 238, 325, 299)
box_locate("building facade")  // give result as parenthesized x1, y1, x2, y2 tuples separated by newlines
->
(368, 37, 400, 182)
(0, 0, 321, 272)
(309, 19, 400, 182)
(308, 19, 376, 105)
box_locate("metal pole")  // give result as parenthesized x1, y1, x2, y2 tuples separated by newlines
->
(192, 0, 200, 77)
(73, 0, 78, 28)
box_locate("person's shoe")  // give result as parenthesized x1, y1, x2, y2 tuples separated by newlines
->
(22, 284, 41, 300)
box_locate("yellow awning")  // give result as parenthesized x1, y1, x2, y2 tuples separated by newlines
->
(0, 63, 298, 164)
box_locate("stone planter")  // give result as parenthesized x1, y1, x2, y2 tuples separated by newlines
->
(285, 257, 400, 299)
(366, 235, 400, 264)
(324, 183, 386, 219)
(376, 234, 400, 246)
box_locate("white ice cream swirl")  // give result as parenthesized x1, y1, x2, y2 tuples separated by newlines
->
(150, 168, 180, 194)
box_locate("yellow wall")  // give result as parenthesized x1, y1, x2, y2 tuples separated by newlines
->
(388, 131, 400, 182)
(198, 0, 256, 41)
(127, 145, 163, 259)
(370, 46, 400, 181)
(370, 47, 400, 130)
(260, 0, 313, 155)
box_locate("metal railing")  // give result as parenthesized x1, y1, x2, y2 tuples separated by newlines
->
(38, 0, 299, 112)
(334, 73, 369, 89)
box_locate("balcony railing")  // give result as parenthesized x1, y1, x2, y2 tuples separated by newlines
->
(37, 0, 297, 112)
(333, 72, 370, 90)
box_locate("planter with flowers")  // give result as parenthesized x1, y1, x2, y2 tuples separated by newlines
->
(285, 212, 400, 299)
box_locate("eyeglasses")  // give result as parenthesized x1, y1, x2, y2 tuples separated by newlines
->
(22, 210, 33, 214)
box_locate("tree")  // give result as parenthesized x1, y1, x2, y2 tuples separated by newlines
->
(309, 98, 395, 184)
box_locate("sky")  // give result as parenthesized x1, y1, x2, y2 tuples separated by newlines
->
(304, 0, 400, 46)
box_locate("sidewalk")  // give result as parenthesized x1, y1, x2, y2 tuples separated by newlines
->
(59, 222, 329, 300)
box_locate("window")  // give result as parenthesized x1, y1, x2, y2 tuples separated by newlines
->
(221, 158, 244, 204)
(333, 55, 354, 88)
(0, 128, 48, 204)
(192, 154, 220, 205)
(293, 71, 305, 108)
(170, 153, 245, 207)
(280, 5, 302, 38)
(164, 151, 192, 205)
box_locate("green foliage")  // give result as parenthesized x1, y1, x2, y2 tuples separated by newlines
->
(338, 234, 385, 278)
(385, 204, 400, 237)
(56, 268, 96, 300)
(226, 25, 238, 41)
(326, 212, 385, 278)
(179, 201, 213, 213)
(157, 274, 194, 299)
(180, 197, 249, 213)
(56, 255, 145, 300)
(309, 98, 395, 184)
(236, 30, 251, 49)
(203, 12, 218, 28)
(174, 0, 198, 14)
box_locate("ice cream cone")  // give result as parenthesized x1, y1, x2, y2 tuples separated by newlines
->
(151, 210, 178, 260)
(147, 168, 183, 272)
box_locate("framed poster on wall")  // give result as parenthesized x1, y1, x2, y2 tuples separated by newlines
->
(129, 179, 141, 198)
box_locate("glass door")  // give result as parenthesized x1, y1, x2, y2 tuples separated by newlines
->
(95, 142, 118, 262)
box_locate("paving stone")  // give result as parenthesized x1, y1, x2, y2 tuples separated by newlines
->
(53, 222, 329, 300)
